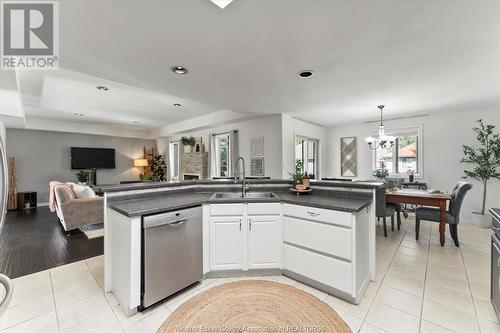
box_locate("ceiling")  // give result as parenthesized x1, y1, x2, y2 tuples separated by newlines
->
(3, 0, 500, 131)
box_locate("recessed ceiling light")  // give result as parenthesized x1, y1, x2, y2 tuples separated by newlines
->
(171, 66, 188, 75)
(298, 70, 314, 78)
(173, 103, 181, 107)
(96, 86, 109, 91)
(210, 0, 234, 9)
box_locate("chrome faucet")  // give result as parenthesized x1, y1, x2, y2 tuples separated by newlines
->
(234, 157, 250, 197)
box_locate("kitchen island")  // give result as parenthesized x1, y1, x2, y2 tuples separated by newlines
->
(101, 179, 384, 315)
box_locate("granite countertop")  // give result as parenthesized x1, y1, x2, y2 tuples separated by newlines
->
(99, 179, 384, 193)
(491, 208, 500, 221)
(110, 190, 373, 217)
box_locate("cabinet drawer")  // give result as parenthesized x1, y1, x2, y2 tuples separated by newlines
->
(247, 203, 281, 215)
(283, 204, 351, 228)
(283, 217, 351, 259)
(210, 204, 244, 216)
(284, 244, 352, 294)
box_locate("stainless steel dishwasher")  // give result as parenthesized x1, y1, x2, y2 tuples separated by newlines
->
(141, 206, 203, 310)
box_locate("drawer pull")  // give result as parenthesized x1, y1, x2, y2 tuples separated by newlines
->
(239, 219, 242, 231)
(249, 219, 252, 231)
(307, 211, 320, 217)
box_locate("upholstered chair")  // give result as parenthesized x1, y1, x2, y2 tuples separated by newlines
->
(415, 181, 472, 246)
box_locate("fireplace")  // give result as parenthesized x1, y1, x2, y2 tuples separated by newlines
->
(183, 173, 200, 180)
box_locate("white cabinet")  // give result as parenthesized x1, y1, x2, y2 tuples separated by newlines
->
(248, 215, 282, 269)
(209, 216, 245, 270)
(208, 203, 282, 271)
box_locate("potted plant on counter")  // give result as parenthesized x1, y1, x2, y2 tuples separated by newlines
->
(462, 119, 500, 228)
(181, 136, 196, 153)
(289, 160, 304, 189)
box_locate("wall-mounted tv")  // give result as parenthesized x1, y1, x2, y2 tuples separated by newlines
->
(71, 147, 116, 169)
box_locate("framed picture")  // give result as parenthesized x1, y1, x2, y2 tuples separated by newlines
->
(250, 157, 265, 176)
(340, 137, 357, 177)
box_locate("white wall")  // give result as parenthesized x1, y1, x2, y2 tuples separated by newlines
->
(165, 115, 283, 179)
(6, 129, 156, 202)
(281, 114, 328, 179)
(326, 108, 500, 222)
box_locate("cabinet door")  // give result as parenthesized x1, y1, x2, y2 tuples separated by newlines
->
(248, 215, 282, 269)
(209, 217, 245, 270)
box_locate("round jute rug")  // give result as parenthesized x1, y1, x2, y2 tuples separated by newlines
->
(157, 280, 351, 333)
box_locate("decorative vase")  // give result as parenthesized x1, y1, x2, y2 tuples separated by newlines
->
(409, 174, 414, 183)
(294, 179, 302, 189)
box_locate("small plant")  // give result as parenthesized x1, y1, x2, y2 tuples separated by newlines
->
(75, 170, 89, 183)
(407, 169, 415, 175)
(372, 168, 389, 180)
(150, 155, 167, 181)
(289, 160, 304, 183)
(180, 136, 196, 147)
(462, 119, 500, 215)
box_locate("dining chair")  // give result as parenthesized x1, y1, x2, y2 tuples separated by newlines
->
(377, 206, 396, 237)
(415, 181, 472, 246)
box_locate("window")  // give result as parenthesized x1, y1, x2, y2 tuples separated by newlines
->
(214, 133, 231, 177)
(169, 141, 180, 180)
(210, 130, 238, 178)
(295, 136, 319, 179)
(374, 127, 421, 176)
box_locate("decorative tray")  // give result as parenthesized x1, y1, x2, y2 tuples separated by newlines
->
(289, 188, 312, 195)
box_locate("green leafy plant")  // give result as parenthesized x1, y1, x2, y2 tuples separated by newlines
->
(180, 136, 196, 147)
(75, 170, 89, 183)
(150, 155, 167, 181)
(289, 160, 304, 183)
(461, 119, 500, 215)
(372, 168, 389, 180)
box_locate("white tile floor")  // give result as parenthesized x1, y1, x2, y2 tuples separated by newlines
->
(0, 217, 497, 333)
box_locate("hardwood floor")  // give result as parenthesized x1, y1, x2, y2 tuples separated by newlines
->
(0, 208, 103, 278)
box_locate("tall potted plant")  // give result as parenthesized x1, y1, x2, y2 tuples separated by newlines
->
(150, 155, 167, 182)
(461, 119, 500, 228)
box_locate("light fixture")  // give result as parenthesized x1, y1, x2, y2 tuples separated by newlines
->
(132, 121, 140, 124)
(73, 113, 84, 116)
(298, 70, 314, 78)
(134, 159, 148, 167)
(365, 105, 396, 150)
(209, 0, 234, 9)
(171, 66, 188, 75)
(96, 86, 109, 91)
(173, 103, 181, 107)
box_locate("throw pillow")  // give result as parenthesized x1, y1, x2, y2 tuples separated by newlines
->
(71, 184, 96, 199)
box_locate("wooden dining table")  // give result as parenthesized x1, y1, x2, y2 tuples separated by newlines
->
(386, 189, 452, 246)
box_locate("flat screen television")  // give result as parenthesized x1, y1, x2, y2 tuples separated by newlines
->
(71, 147, 116, 169)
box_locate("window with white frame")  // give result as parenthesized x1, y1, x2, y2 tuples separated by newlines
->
(374, 127, 422, 176)
(169, 141, 180, 180)
(295, 136, 319, 179)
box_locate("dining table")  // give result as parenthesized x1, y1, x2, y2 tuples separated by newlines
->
(386, 189, 452, 246)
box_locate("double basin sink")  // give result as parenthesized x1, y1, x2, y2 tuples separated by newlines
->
(210, 192, 278, 201)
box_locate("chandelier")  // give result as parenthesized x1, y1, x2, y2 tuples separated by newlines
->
(365, 105, 395, 150)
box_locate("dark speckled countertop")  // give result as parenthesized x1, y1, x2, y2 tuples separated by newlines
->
(110, 190, 373, 217)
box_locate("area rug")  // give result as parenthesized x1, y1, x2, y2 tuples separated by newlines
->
(157, 280, 351, 333)
(78, 223, 104, 239)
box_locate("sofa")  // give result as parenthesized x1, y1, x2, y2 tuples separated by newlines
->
(51, 182, 104, 231)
